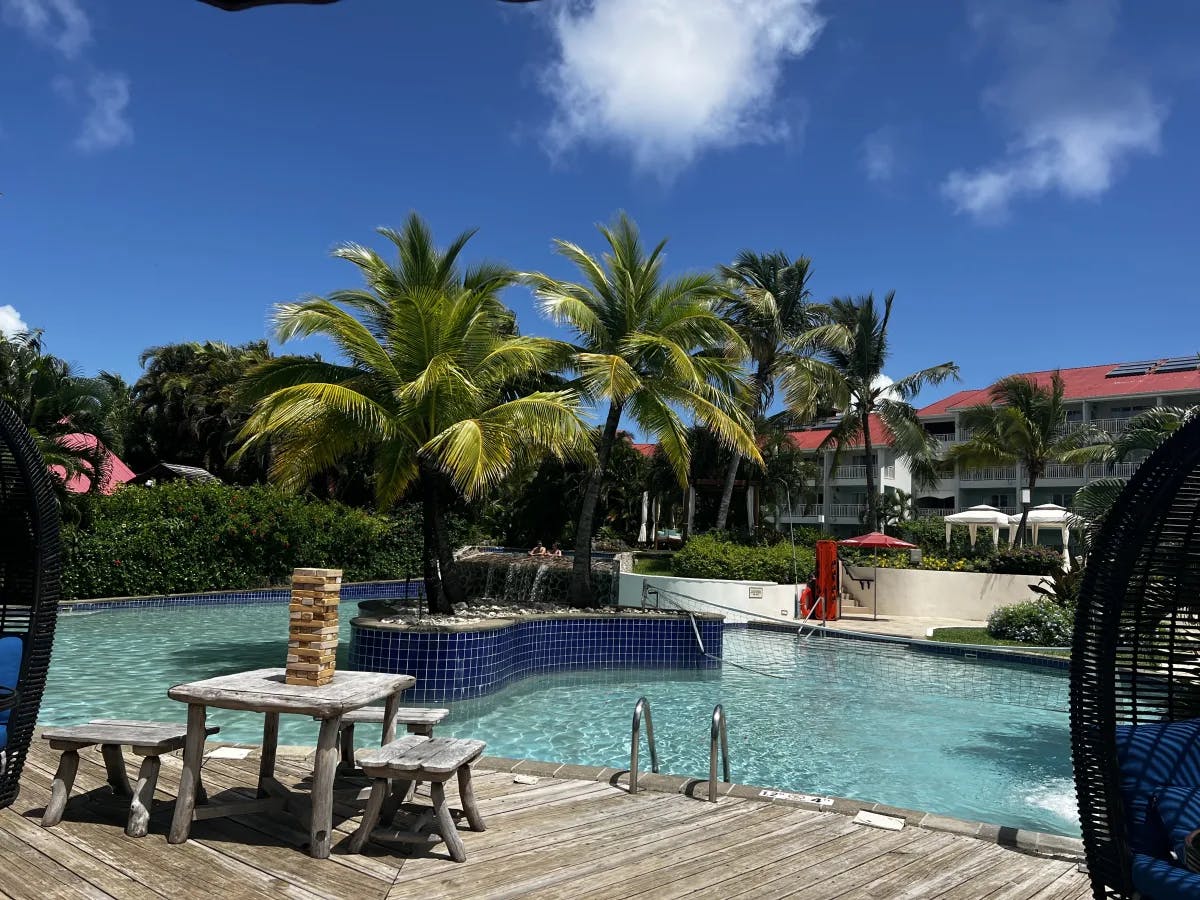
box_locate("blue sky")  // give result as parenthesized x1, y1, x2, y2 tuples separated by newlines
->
(2, 0, 1199, 406)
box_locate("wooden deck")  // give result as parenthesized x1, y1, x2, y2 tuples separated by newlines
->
(0, 740, 1092, 899)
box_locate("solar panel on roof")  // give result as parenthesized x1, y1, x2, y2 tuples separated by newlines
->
(1154, 356, 1200, 374)
(1106, 361, 1158, 378)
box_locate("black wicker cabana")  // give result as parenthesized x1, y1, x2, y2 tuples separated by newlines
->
(1072, 413, 1200, 899)
(0, 400, 61, 809)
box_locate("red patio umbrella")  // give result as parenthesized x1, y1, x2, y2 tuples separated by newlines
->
(836, 532, 917, 621)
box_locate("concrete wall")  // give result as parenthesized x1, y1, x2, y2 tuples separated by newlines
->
(839, 565, 1041, 621)
(617, 573, 798, 624)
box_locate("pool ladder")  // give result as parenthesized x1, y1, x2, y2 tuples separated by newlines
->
(629, 697, 730, 803)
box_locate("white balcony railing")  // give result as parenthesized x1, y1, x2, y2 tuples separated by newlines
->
(1086, 461, 1142, 479)
(916, 507, 957, 518)
(929, 432, 958, 443)
(828, 504, 867, 519)
(960, 467, 1018, 482)
(1044, 464, 1086, 480)
(831, 465, 867, 480)
(1063, 417, 1133, 435)
(883, 465, 896, 480)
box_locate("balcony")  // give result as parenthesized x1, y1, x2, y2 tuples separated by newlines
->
(830, 465, 867, 481)
(828, 504, 868, 520)
(1062, 417, 1133, 435)
(1086, 461, 1142, 479)
(916, 506, 957, 519)
(960, 466, 1018, 482)
(830, 465, 896, 481)
(1043, 464, 1086, 480)
(929, 432, 958, 444)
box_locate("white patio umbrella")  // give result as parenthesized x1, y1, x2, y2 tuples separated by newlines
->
(1008, 503, 1074, 570)
(943, 505, 1013, 550)
(637, 491, 649, 544)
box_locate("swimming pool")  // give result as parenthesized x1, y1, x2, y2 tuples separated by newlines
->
(43, 599, 1077, 837)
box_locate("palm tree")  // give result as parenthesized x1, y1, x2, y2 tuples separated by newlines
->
(1073, 405, 1200, 545)
(712, 250, 820, 531)
(236, 214, 593, 614)
(783, 292, 959, 531)
(946, 372, 1108, 544)
(877, 489, 914, 530)
(525, 213, 762, 604)
(134, 340, 273, 478)
(0, 330, 116, 502)
(758, 423, 821, 526)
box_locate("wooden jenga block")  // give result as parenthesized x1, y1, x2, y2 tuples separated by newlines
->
(286, 567, 341, 685)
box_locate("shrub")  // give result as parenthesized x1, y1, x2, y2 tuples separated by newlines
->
(672, 534, 815, 584)
(893, 517, 996, 558)
(987, 600, 1075, 645)
(60, 482, 475, 600)
(982, 546, 1063, 575)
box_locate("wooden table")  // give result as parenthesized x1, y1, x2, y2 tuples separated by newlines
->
(167, 667, 415, 858)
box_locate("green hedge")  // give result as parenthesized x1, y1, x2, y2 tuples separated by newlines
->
(60, 482, 469, 600)
(671, 534, 815, 584)
(986, 600, 1074, 645)
(982, 546, 1063, 575)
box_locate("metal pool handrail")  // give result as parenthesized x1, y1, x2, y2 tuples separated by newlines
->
(709, 704, 730, 803)
(630, 696, 658, 793)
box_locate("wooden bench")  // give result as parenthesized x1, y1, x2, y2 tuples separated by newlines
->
(40, 719, 219, 836)
(315, 706, 450, 771)
(348, 735, 486, 862)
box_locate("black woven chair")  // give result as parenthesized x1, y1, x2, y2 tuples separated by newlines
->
(1072, 413, 1200, 900)
(0, 400, 61, 809)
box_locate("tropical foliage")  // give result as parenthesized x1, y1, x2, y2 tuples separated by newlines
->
(712, 250, 820, 530)
(0, 330, 118, 505)
(133, 340, 275, 480)
(783, 292, 959, 530)
(946, 372, 1108, 542)
(235, 214, 593, 613)
(526, 212, 761, 604)
(1073, 405, 1200, 545)
(60, 481, 466, 600)
(672, 533, 815, 584)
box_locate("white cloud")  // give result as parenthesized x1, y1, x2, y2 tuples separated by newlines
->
(540, 0, 825, 176)
(942, 0, 1166, 221)
(1, 0, 90, 59)
(0, 305, 28, 336)
(73, 71, 132, 152)
(861, 128, 895, 183)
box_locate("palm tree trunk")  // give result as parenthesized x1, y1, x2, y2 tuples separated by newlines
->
(571, 402, 624, 606)
(862, 414, 878, 530)
(1016, 473, 1037, 549)
(420, 465, 464, 615)
(713, 451, 741, 531)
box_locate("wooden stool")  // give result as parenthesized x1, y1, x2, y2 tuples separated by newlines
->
(316, 706, 450, 770)
(40, 719, 219, 837)
(348, 735, 486, 862)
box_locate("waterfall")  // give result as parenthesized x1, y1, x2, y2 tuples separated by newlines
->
(529, 564, 550, 604)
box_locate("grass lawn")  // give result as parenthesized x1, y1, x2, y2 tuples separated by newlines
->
(632, 556, 674, 576)
(928, 627, 1070, 657)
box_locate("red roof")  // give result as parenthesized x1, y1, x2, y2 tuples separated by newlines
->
(631, 442, 657, 458)
(919, 361, 1200, 417)
(49, 433, 136, 495)
(786, 414, 892, 451)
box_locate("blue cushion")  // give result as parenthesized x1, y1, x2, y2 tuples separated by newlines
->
(1154, 786, 1200, 864)
(1133, 852, 1200, 899)
(0, 635, 23, 752)
(1117, 720, 1200, 855)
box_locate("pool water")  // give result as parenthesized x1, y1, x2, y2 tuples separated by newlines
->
(43, 601, 1077, 837)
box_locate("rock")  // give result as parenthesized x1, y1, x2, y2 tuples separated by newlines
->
(452, 602, 469, 616)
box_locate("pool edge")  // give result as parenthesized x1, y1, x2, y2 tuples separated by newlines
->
(186, 737, 1084, 862)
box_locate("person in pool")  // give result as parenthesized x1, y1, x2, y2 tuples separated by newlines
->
(529, 541, 547, 557)
(550, 542, 563, 557)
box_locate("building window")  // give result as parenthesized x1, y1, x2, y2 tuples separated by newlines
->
(990, 494, 1011, 508)
(1052, 493, 1072, 507)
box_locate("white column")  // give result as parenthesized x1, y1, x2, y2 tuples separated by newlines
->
(822, 451, 833, 524)
(686, 486, 696, 534)
(745, 484, 756, 529)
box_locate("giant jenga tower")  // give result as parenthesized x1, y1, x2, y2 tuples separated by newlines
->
(286, 567, 342, 686)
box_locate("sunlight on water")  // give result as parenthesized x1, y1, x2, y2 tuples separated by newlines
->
(43, 601, 1078, 836)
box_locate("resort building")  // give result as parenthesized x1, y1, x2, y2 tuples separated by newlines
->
(773, 355, 1200, 533)
(775, 415, 913, 531)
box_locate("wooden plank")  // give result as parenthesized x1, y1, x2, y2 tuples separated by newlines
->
(341, 707, 449, 726)
(167, 669, 414, 717)
(359, 737, 485, 775)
